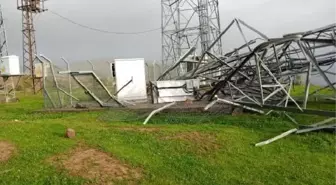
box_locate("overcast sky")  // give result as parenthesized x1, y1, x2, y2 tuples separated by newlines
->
(1, 0, 336, 63)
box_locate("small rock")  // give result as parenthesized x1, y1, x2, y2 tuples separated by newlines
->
(65, 128, 76, 138)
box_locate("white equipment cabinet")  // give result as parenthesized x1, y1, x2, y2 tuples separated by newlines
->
(0, 55, 20, 76)
(0, 55, 20, 103)
(114, 58, 147, 101)
(152, 79, 200, 103)
(34, 62, 50, 78)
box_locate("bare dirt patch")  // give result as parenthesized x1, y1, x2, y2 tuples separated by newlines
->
(162, 131, 220, 153)
(49, 147, 142, 184)
(0, 141, 16, 162)
(117, 127, 160, 133)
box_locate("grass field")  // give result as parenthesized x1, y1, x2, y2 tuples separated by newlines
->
(0, 93, 335, 185)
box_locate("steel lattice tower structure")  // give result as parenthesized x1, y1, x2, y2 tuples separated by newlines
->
(0, 5, 8, 57)
(161, 0, 222, 70)
(17, 0, 46, 93)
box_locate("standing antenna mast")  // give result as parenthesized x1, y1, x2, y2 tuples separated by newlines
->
(17, 0, 47, 93)
(0, 4, 9, 57)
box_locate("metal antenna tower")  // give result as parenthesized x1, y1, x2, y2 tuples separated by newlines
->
(0, 5, 9, 57)
(17, 0, 46, 93)
(161, 0, 222, 72)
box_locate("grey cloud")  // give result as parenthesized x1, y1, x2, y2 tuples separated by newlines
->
(1, 0, 335, 63)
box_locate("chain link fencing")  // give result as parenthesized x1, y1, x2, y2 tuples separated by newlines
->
(39, 57, 163, 109)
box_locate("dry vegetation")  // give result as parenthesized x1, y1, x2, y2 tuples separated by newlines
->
(48, 146, 142, 184)
(0, 141, 16, 162)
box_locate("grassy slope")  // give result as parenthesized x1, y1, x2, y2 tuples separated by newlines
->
(0, 94, 335, 185)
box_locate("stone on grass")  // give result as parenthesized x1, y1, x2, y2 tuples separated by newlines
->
(65, 128, 76, 138)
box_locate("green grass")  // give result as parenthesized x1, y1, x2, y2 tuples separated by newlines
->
(0, 94, 335, 185)
(291, 84, 335, 98)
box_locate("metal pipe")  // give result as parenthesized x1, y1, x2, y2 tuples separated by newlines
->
(40, 54, 63, 108)
(61, 57, 73, 106)
(143, 102, 176, 125)
(255, 128, 298, 147)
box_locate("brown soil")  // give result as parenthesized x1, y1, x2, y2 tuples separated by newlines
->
(118, 127, 160, 133)
(0, 141, 16, 162)
(162, 131, 220, 153)
(49, 147, 142, 184)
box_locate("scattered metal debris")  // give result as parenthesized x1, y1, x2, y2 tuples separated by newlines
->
(143, 102, 176, 125)
(204, 96, 265, 114)
(38, 19, 335, 149)
(255, 118, 336, 146)
(255, 128, 298, 147)
(296, 124, 336, 134)
(161, 20, 335, 119)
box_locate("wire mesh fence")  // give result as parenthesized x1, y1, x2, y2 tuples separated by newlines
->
(40, 57, 163, 109)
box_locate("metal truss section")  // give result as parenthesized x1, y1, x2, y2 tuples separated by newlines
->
(161, 19, 336, 116)
(17, 0, 47, 93)
(0, 5, 8, 57)
(161, 0, 222, 75)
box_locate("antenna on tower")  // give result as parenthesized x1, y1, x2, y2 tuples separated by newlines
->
(0, 4, 9, 57)
(17, 0, 47, 94)
(161, 0, 222, 77)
